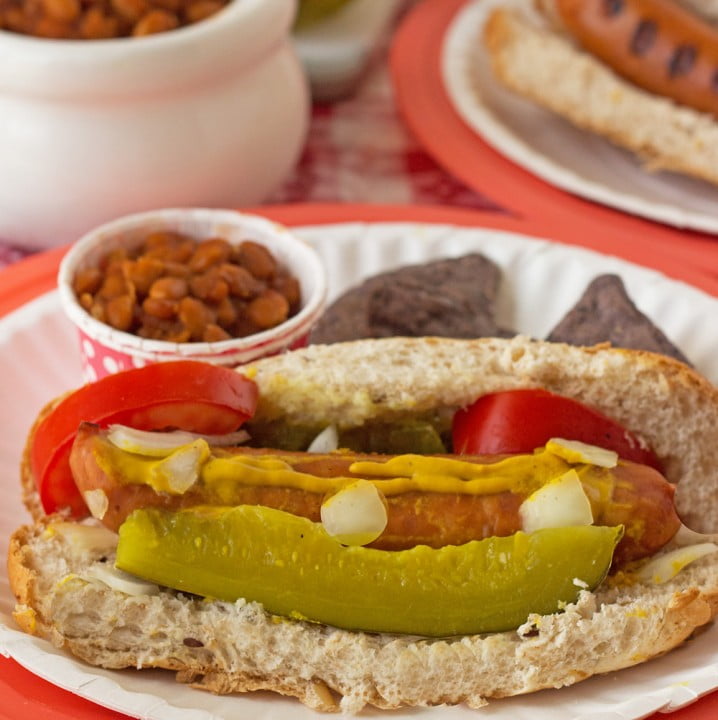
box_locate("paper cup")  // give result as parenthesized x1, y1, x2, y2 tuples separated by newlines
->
(58, 208, 327, 382)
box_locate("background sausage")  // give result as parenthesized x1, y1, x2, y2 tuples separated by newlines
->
(555, 0, 718, 118)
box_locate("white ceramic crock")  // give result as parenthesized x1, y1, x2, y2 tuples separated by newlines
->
(0, 0, 309, 250)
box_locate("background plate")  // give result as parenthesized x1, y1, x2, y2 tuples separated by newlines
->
(390, 0, 718, 271)
(442, 0, 718, 235)
(1, 204, 718, 720)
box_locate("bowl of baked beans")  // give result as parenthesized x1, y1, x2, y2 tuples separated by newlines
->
(0, 0, 309, 249)
(57, 207, 327, 381)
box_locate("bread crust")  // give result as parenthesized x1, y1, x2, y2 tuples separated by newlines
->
(483, 5, 718, 186)
(11, 336, 718, 712)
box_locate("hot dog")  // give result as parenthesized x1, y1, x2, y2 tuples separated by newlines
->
(554, 0, 718, 118)
(70, 421, 680, 566)
(483, 1, 718, 185)
(8, 337, 718, 713)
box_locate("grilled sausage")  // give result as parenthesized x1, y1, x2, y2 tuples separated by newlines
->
(555, 0, 718, 118)
(70, 423, 680, 566)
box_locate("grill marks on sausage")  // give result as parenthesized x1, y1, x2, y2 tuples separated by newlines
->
(669, 45, 697, 78)
(602, 0, 624, 18)
(630, 18, 657, 56)
(622, 14, 708, 87)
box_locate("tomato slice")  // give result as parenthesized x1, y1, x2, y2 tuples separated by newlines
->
(452, 389, 662, 470)
(30, 361, 258, 516)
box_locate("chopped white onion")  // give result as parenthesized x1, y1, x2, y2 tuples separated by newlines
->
(107, 424, 249, 457)
(635, 543, 718, 585)
(320, 480, 387, 546)
(546, 438, 618, 468)
(519, 469, 594, 533)
(307, 424, 339, 453)
(83, 489, 109, 520)
(53, 522, 118, 553)
(85, 563, 160, 596)
(152, 439, 209, 494)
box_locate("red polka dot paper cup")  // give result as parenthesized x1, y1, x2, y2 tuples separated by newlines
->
(58, 208, 327, 382)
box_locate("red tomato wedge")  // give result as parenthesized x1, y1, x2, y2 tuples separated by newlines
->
(30, 361, 258, 516)
(452, 389, 662, 471)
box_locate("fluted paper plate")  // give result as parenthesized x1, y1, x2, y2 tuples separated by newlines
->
(1, 221, 718, 720)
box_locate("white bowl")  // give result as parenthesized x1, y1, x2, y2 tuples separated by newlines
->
(0, 0, 310, 250)
(57, 207, 328, 381)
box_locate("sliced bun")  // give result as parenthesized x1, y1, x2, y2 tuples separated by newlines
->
(242, 336, 718, 531)
(9, 513, 718, 713)
(483, 7, 718, 186)
(10, 337, 718, 712)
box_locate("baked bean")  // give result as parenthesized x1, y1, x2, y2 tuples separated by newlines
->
(184, 0, 222, 23)
(105, 294, 135, 331)
(203, 323, 231, 343)
(188, 238, 232, 273)
(73, 266, 103, 296)
(272, 271, 301, 311)
(218, 263, 262, 298)
(89, 301, 106, 323)
(148, 276, 188, 301)
(152, 0, 180, 12)
(79, 7, 119, 39)
(75, 229, 300, 343)
(132, 8, 178, 35)
(162, 261, 192, 279)
(215, 296, 237, 328)
(110, 0, 146, 24)
(142, 296, 177, 320)
(246, 289, 289, 330)
(41, 0, 79, 22)
(178, 296, 213, 340)
(237, 241, 277, 280)
(33, 15, 74, 37)
(189, 270, 229, 303)
(98, 271, 130, 300)
(124, 256, 164, 295)
(144, 231, 182, 252)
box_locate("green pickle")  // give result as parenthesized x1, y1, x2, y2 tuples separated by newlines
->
(116, 505, 622, 637)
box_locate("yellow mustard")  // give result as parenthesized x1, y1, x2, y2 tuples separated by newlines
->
(94, 435, 618, 501)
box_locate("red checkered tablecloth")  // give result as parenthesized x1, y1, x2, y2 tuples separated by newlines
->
(0, 9, 497, 271)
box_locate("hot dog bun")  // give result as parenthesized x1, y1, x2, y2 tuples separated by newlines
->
(9, 336, 718, 712)
(240, 336, 718, 532)
(9, 513, 718, 713)
(483, 2, 718, 186)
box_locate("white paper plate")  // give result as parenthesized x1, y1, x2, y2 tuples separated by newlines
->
(1, 221, 718, 720)
(441, 0, 718, 234)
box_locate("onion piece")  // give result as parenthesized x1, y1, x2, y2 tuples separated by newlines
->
(307, 424, 339, 453)
(152, 439, 210, 494)
(85, 563, 160, 596)
(107, 424, 249, 457)
(519, 469, 594, 532)
(83, 489, 109, 520)
(635, 543, 718, 585)
(53, 522, 118, 553)
(546, 438, 618, 468)
(321, 480, 388, 546)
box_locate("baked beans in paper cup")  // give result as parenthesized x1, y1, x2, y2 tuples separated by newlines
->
(58, 208, 328, 382)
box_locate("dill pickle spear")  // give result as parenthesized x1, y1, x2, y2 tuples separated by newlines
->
(116, 505, 622, 637)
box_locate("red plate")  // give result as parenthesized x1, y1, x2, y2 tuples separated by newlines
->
(390, 0, 718, 279)
(1, 203, 717, 719)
